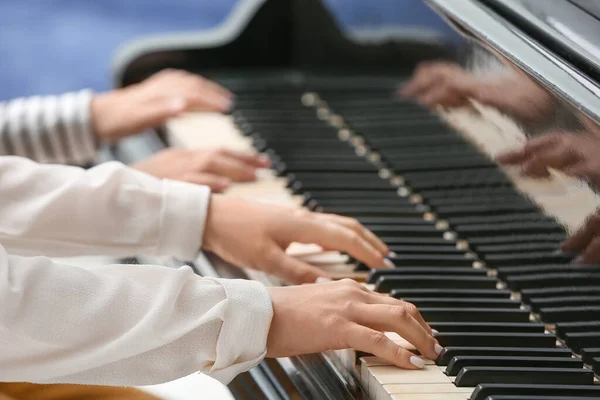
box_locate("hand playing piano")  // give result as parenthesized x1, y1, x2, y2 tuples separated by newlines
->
(91, 69, 233, 141)
(202, 196, 392, 284)
(132, 148, 270, 192)
(267, 279, 442, 369)
(496, 132, 600, 187)
(562, 208, 600, 264)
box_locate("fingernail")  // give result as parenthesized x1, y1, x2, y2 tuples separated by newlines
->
(217, 178, 231, 191)
(432, 329, 439, 334)
(409, 356, 425, 369)
(388, 251, 397, 258)
(573, 256, 584, 264)
(384, 259, 395, 268)
(316, 277, 332, 284)
(259, 154, 271, 166)
(219, 96, 233, 111)
(435, 344, 444, 356)
(170, 97, 186, 112)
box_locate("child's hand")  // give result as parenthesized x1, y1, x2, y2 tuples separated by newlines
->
(91, 69, 233, 141)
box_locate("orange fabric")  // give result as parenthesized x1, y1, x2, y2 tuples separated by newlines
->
(0, 382, 161, 400)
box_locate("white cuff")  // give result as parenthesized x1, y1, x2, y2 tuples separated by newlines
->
(158, 179, 211, 260)
(207, 278, 273, 384)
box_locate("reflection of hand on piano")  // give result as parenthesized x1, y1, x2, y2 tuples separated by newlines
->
(266, 279, 442, 369)
(132, 147, 270, 192)
(201, 195, 392, 284)
(400, 61, 554, 124)
(92, 69, 232, 142)
(496, 132, 600, 187)
(562, 208, 600, 264)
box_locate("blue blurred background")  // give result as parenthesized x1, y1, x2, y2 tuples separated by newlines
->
(0, 0, 455, 100)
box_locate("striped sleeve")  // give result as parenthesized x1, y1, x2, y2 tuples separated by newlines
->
(0, 90, 97, 165)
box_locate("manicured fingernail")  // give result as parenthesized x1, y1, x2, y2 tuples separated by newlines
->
(219, 96, 233, 111)
(388, 251, 397, 258)
(384, 259, 395, 268)
(573, 256, 584, 264)
(170, 97, 186, 112)
(316, 277, 332, 284)
(435, 344, 444, 355)
(259, 154, 271, 166)
(432, 329, 439, 334)
(410, 356, 425, 369)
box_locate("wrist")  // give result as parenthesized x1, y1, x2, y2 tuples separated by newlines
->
(91, 91, 122, 142)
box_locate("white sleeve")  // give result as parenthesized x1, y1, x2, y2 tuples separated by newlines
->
(0, 90, 97, 165)
(0, 244, 273, 385)
(0, 156, 209, 260)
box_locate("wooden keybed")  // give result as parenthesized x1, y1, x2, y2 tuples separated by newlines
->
(166, 98, 600, 400)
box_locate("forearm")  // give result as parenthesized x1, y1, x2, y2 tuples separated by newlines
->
(0, 245, 272, 385)
(0, 156, 209, 260)
(0, 90, 97, 165)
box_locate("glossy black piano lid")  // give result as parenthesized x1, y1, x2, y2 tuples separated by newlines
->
(481, 0, 600, 83)
(117, 0, 457, 87)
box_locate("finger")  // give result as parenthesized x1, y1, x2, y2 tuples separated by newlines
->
(219, 149, 271, 168)
(495, 148, 529, 165)
(363, 292, 433, 334)
(296, 219, 389, 269)
(269, 251, 328, 285)
(400, 64, 442, 98)
(316, 214, 389, 256)
(496, 134, 563, 165)
(355, 303, 439, 360)
(564, 162, 593, 179)
(184, 92, 232, 113)
(182, 173, 231, 192)
(344, 325, 426, 369)
(202, 155, 257, 182)
(521, 145, 578, 177)
(562, 212, 600, 252)
(417, 84, 455, 108)
(577, 236, 600, 264)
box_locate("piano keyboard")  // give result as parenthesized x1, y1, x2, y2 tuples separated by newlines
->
(167, 76, 600, 399)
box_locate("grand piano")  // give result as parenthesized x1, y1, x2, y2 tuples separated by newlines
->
(110, 0, 600, 398)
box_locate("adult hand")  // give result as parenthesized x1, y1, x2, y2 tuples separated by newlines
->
(92, 69, 232, 141)
(132, 148, 270, 192)
(496, 132, 600, 187)
(202, 196, 392, 284)
(267, 279, 442, 369)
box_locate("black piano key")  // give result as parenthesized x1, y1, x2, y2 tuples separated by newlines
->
(446, 356, 583, 376)
(302, 190, 401, 201)
(387, 244, 466, 254)
(529, 296, 600, 313)
(380, 254, 478, 266)
(580, 347, 600, 364)
(468, 233, 566, 245)
(521, 286, 600, 303)
(556, 321, 600, 338)
(447, 213, 555, 226)
(592, 357, 600, 374)
(437, 347, 573, 366)
(506, 273, 600, 291)
(378, 237, 456, 246)
(498, 265, 596, 280)
(319, 205, 429, 217)
(367, 267, 486, 283)
(434, 204, 537, 217)
(419, 308, 531, 323)
(564, 332, 600, 353)
(435, 332, 556, 348)
(391, 288, 512, 299)
(485, 253, 574, 268)
(374, 275, 499, 291)
(361, 224, 445, 237)
(455, 367, 594, 387)
(473, 242, 561, 254)
(405, 297, 520, 309)
(455, 222, 564, 237)
(470, 384, 600, 400)
(353, 217, 434, 225)
(539, 306, 600, 323)
(430, 322, 545, 333)
(307, 199, 413, 209)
